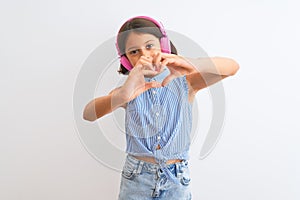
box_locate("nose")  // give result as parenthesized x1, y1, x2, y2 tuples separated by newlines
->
(140, 48, 151, 58)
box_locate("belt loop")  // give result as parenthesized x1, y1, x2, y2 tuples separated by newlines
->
(175, 162, 182, 178)
(152, 182, 160, 197)
(136, 160, 144, 174)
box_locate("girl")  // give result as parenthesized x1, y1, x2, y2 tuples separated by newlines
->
(83, 16, 239, 200)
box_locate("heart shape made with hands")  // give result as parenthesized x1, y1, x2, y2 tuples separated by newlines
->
(142, 53, 197, 86)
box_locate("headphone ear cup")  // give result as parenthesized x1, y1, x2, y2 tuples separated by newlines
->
(120, 56, 133, 71)
(160, 36, 171, 53)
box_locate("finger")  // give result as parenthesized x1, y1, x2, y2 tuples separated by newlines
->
(134, 64, 143, 69)
(141, 56, 155, 70)
(160, 52, 169, 57)
(141, 55, 153, 63)
(153, 52, 162, 71)
(135, 60, 155, 71)
(156, 65, 165, 73)
(129, 64, 142, 74)
(143, 62, 155, 71)
(160, 52, 174, 59)
(142, 69, 159, 77)
(162, 57, 178, 68)
(161, 58, 170, 67)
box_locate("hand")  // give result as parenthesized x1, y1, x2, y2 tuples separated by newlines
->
(119, 64, 162, 102)
(135, 54, 164, 73)
(156, 53, 198, 86)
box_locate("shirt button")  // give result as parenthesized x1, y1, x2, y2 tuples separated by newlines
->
(152, 90, 156, 94)
(157, 136, 161, 140)
(155, 112, 159, 117)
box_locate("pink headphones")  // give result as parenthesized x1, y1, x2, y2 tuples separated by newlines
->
(116, 16, 171, 71)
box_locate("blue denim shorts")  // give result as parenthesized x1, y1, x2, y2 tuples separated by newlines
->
(118, 154, 192, 200)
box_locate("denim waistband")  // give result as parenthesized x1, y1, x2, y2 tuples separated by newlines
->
(126, 154, 188, 175)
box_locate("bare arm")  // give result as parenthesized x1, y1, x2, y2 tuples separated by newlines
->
(83, 64, 162, 122)
(185, 56, 240, 76)
(83, 87, 127, 122)
(185, 57, 239, 92)
(186, 72, 229, 94)
(158, 53, 239, 87)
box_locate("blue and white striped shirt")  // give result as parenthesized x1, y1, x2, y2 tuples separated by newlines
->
(125, 68, 193, 183)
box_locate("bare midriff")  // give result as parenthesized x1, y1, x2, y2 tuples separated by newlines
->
(133, 145, 182, 165)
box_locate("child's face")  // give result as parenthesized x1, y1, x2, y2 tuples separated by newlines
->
(125, 32, 161, 67)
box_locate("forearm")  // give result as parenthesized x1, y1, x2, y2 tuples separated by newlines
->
(83, 88, 127, 122)
(185, 57, 240, 76)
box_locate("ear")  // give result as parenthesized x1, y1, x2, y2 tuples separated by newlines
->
(120, 56, 133, 71)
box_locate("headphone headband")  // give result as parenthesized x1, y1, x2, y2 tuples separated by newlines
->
(116, 16, 171, 71)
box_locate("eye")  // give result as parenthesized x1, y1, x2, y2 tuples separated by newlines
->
(129, 49, 139, 55)
(146, 44, 154, 49)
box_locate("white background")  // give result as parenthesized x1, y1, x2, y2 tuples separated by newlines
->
(1, 0, 299, 199)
